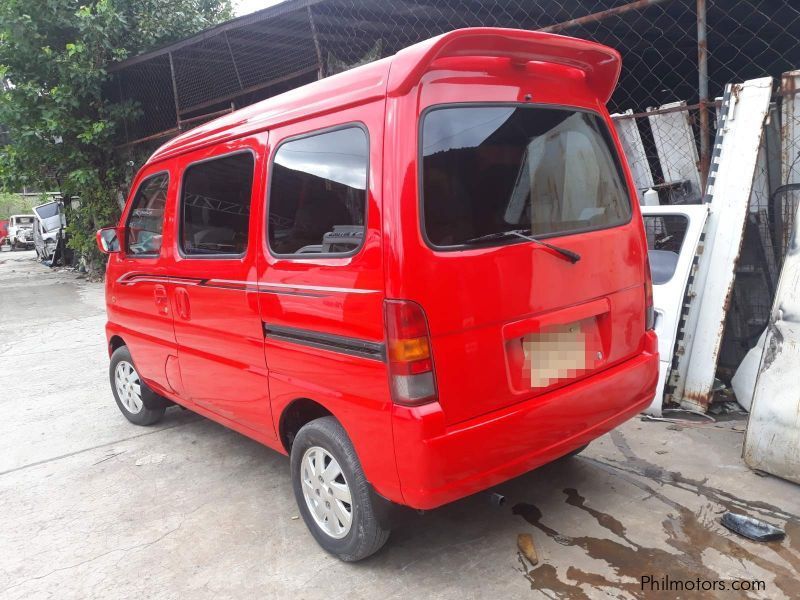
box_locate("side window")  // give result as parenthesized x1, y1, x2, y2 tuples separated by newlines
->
(180, 153, 254, 256)
(268, 126, 368, 256)
(126, 173, 169, 257)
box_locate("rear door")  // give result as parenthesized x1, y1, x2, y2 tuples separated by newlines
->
(641, 205, 708, 415)
(168, 134, 274, 436)
(392, 99, 650, 426)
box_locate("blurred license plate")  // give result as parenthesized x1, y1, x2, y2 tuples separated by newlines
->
(522, 323, 590, 389)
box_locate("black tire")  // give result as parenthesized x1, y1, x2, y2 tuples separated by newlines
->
(291, 416, 390, 561)
(109, 345, 167, 426)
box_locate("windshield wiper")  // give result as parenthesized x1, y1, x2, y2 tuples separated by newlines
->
(462, 228, 581, 264)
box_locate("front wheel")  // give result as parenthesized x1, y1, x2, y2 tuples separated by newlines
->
(109, 346, 167, 426)
(291, 416, 390, 561)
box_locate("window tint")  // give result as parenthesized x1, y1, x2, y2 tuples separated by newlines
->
(181, 153, 254, 256)
(421, 106, 632, 248)
(268, 126, 367, 256)
(126, 173, 169, 256)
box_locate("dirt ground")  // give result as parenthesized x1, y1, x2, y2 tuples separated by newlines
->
(1, 249, 798, 599)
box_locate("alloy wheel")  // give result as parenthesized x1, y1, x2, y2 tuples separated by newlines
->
(300, 446, 353, 539)
(114, 360, 143, 414)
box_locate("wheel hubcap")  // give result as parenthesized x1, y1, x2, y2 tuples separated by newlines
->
(114, 360, 143, 414)
(300, 446, 353, 539)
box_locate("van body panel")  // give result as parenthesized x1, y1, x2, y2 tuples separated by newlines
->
(105, 164, 178, 395)
(255, 101, 402, 500)
(105, 28, 657, 514)
(164, 133, 275, 436)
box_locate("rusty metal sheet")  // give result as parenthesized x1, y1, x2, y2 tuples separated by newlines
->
(672, 77, 773, 411)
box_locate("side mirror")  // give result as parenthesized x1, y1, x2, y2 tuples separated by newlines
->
(96, 227, 121, 254)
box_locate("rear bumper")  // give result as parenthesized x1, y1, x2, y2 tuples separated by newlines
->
(391, 332, 658, 509)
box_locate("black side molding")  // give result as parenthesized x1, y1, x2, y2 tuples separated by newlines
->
(263, 323, 386, 362)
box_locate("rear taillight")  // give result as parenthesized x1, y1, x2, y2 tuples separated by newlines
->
(644, 257, 655, 330)
(384, 299, 438, 406)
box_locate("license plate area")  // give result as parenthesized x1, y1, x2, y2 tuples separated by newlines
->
(507, 316, 606, 391)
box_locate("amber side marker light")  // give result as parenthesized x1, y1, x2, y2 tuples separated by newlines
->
(384, 299, 438, 406)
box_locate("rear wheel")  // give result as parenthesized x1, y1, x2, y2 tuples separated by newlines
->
(291, 416, 390, 561)
(109, 346, 166, 426)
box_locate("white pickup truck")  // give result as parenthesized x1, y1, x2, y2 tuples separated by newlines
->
(4, 214, 35, 250)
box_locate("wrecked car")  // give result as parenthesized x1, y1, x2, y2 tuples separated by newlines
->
(32, 200, 66, 261)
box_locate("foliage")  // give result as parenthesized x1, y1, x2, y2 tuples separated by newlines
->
(0, 192, 37, 220)
(0, 0, 233, 270)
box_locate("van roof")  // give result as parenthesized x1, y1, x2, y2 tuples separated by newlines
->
(147, 28, 620, 165)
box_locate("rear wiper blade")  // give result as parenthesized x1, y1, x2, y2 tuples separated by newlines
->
(462, 229, 581, 264)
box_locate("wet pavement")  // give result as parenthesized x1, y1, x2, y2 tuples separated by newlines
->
(1, 249, 798, 599)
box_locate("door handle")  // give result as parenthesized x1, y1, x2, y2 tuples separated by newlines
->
(154, 284, 169, 315)
(175, 287, 191, 320)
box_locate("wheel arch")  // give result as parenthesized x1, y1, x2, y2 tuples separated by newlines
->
(279, 397, 334, 453)
(108, 334, 126, 357)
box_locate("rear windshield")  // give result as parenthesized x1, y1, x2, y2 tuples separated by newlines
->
(34, 203, 59, 220)
(420, 105, 632, 248)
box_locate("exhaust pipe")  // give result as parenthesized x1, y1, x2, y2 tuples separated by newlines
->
(487, 492, 506, 508)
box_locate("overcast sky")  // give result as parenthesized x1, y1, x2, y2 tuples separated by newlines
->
(235, 0, 286, 16)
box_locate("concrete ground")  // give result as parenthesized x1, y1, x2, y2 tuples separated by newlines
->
(0, 248, 798, 600)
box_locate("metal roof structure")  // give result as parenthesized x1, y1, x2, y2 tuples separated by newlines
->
(106, 0, 800, 148)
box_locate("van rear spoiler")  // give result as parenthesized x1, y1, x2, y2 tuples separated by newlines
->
(387, 28, 622, 104)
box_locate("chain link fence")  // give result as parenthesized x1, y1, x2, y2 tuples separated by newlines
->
(109, 0, 799, 145)
(107, 0, 800, 368)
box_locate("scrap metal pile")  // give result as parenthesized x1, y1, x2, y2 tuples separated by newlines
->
(616, 71, 800, 482)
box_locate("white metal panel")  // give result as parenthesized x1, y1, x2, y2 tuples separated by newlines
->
(743, 203, 800, 483)
(647, 101, 702, 201)
(673, 77, 773, 411)
(731, 329, 766, 412)
(612, 110, 654, 200)
(642, 205, 708, 415)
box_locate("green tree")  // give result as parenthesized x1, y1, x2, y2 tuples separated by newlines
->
(0, 0, 233, 270)
(0, 191, 36, 219)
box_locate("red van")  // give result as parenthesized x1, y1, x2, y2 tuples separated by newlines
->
(98, 28, 658, 561)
